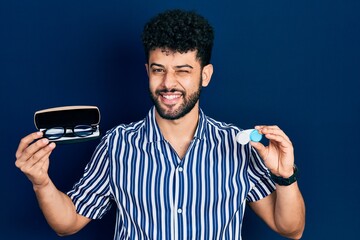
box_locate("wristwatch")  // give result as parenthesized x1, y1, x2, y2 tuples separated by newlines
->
(270, 165, 298, 186)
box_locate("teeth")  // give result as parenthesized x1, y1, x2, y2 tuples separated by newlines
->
(163, 95, 179, 100)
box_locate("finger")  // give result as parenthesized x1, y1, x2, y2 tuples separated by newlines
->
(16, 132, 44, 159)
(28, 142, 56, 169)
(15, 138, 52, 169)
(264, 133, 293, 149)
(255, 125, 291, 142)
(255, 125, 281, 133)
(250, 141, 268, 159)
(17, 142, 55, 173)
(15, 137, 46, 169)
(255, 125, 279, 136)
(27, 150, 52, 173)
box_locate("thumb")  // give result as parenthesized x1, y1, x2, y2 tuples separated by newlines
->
(250, 141, 267, 159)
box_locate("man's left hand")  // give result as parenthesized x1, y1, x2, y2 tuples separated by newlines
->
(250, 125, 295, 178)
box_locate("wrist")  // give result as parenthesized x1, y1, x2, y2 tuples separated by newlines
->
(32, 178, 51, 192)
(272, 166, 295, 178)
(270, 165, 298, 186)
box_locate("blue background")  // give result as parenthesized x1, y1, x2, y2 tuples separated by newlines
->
(1, 0, 359, 239)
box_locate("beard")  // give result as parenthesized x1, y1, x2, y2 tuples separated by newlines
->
(149, 78, 202, 120)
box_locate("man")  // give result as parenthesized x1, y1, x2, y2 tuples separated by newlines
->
(15, 9, 305, 239)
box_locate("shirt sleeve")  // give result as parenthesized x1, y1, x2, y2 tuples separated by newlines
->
(67, 133, 112, 219)
(246, 146, 276, 202)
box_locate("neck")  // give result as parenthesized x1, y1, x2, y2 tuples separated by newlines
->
(155, 103, 200, 144)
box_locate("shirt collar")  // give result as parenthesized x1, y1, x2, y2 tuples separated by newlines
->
(145, 106, 207, 143)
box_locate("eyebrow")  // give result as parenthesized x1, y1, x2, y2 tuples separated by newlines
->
(150, 63, 164, 68)
(149, 63, 193, 69)
(174, 64, 193, 69)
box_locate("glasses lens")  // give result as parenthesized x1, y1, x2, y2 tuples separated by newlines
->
(45, 127, 65, 140)
(74, 125, 94, 137)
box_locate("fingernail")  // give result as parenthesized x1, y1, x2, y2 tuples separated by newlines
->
(42, 138, 49, 144)
(49, 142, 56, 148)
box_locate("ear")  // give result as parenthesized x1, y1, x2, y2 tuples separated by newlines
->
(201, 64, 213, 87)
(145, 63, 149, 77)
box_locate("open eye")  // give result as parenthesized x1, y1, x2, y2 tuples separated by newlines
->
(152, 68, 165, 74)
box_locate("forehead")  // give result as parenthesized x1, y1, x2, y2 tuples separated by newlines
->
(148, 48, 200, 66)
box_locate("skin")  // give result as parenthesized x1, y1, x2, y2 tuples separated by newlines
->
(15, 133, 90, 235)
(250, 126, 305, 239)
(15, 48, 305, 238)
(146, 48, 212, 158)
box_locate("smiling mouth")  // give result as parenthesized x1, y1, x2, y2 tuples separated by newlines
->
(158, 91, 183, 105)
(161, 94, 181, 100)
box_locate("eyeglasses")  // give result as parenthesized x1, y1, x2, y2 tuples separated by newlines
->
(43, 125, 98, 140)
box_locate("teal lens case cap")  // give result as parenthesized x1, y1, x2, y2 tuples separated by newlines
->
(250, 129, 262, 142)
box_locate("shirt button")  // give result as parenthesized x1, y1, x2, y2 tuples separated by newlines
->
(178, 167, 183, 172)
(177, 208, 182, 214)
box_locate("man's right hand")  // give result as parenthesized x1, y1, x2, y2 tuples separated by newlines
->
(14, 131, 91, 235)
(15, 131, 56, 189)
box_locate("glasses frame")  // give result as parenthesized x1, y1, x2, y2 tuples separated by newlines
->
(43, 125, 98, 140)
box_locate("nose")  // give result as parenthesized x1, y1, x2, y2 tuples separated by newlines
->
(162, 72, 177, 89)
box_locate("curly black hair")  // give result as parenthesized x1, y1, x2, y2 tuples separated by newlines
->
(142, 9, 214, 67)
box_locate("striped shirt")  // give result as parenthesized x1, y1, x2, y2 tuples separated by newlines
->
(67, 107, 276, 239)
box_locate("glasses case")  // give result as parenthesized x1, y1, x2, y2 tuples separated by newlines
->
(34, 105, 101, 143)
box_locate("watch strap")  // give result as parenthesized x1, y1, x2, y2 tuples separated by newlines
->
(270, 165, 298, 186)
